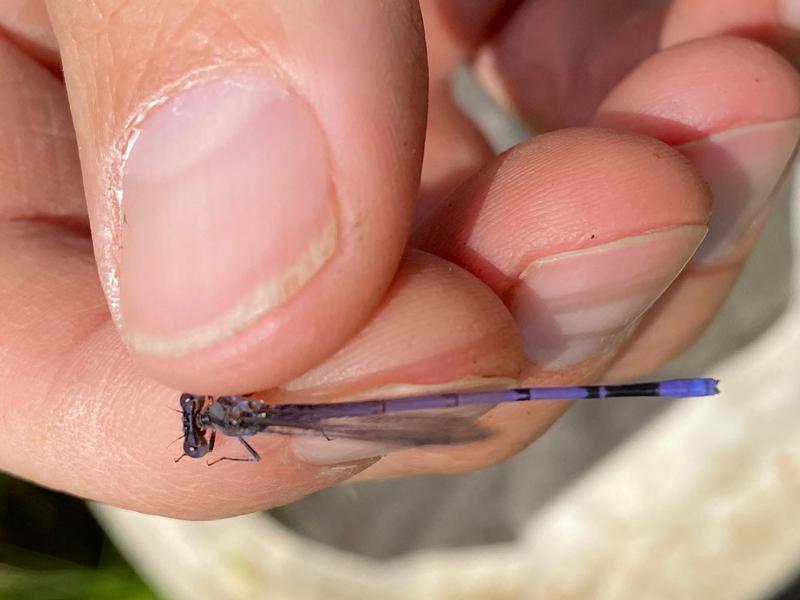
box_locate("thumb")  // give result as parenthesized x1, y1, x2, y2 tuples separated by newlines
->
(46, 0, 427, 393)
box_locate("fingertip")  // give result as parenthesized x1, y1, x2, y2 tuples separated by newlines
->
(597, 33, 800, 377)
(416, 127, 711, 290)
(594, 35, 800, 267)
(595, 36, 800, 144)
(415, 127, 711, 373)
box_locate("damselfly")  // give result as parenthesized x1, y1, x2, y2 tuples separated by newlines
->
(175, 378, 719, 465)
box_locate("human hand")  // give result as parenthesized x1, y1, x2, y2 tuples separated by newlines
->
(1, 0, 797, 518)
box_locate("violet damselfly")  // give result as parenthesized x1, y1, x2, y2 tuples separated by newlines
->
(176, 378, 719, 465)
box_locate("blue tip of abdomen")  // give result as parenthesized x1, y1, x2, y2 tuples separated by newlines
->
(658, 378, 719, 398)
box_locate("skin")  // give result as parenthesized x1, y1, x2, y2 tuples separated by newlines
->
(0, 0, 797, 519)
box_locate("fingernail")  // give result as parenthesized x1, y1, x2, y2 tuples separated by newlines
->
(118, 76, 336, 356)
(678, 117, 800, 264)
(509, 226, 706, 369)
(778, 0, 800, 29)
(292, 438, 400, 466)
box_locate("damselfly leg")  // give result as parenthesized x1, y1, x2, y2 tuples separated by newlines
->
(206, 437, 260, 466)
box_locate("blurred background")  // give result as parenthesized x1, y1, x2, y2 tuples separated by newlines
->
(0, 475, 156, 600)
(3, 55, 800, 600)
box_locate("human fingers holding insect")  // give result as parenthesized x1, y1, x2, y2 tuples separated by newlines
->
(0, 0, 795, 519)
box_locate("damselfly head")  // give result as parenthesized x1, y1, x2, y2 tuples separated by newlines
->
(177, 393, 211, 461)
